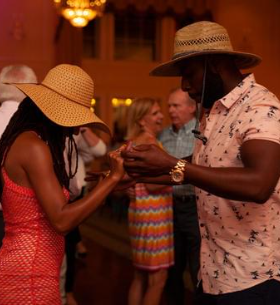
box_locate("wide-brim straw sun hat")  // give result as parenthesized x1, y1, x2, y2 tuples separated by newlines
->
(150, 21, 262, 76)
(12, 64, 111, 134)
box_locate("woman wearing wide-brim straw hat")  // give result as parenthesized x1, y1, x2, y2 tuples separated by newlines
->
(0, 64, 125, 304)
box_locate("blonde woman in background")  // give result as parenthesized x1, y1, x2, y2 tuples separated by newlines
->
(127, 98, 174, 305)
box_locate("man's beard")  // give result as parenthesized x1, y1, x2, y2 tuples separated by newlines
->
(202, 64, 225, 109)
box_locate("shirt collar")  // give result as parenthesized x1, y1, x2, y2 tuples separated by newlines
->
(169, 118, 196, 134)
(218, 74, 256, 109)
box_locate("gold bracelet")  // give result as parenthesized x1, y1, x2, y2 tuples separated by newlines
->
(169, 159, 187, 184)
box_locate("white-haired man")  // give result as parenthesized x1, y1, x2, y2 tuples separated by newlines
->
(158, 88, 200, 305)
(0, 65, 37, 136)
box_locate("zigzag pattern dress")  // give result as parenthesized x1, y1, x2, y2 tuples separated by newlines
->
(0, 168, 69, 304)
(128, 183, 174, 270)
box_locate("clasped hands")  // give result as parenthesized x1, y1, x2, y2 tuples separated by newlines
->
(85, 141, 178, 191)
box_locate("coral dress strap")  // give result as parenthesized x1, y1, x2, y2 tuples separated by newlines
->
(1, 149, 9, 167)
(1, 167, 35, 196)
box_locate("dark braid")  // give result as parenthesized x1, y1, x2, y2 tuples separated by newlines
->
(65, 133, 78, 183)
(0, 97, 78, 197)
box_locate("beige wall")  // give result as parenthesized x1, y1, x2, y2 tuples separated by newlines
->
(82, 0, 280, 131)
(0, 0, 279, 132)
(82, 59, 180, 132)
(82, 14, 180, 131)
(0, 0, 57, 80)
(211, 0, 280, 97)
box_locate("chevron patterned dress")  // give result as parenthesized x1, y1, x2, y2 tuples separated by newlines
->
(128, 183, 174, 270)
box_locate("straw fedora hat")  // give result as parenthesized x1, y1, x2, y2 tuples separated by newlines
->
(150, 21, 262, 76)
(13, 64, 111, 134)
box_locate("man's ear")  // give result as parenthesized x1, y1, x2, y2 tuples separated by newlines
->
(190, 103, 196, 115)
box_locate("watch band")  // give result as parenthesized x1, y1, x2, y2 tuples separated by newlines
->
(169, 159, 187, 184)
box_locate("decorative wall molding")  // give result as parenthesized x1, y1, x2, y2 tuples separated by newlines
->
(105, 0, 212, 21)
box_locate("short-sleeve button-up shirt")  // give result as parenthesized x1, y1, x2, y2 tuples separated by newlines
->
(193, 74, 280, 294)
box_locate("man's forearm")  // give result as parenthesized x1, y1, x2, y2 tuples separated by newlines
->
(136, 174, 173, 185)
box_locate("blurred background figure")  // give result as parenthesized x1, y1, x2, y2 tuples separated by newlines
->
(0, 64, 37, 248)
(158, 88, 200, 305)
(0, 64, 37, 134)
(126, 98, 174, 305)
(73, 127, 107, 199)
(65, 127, 107, 305)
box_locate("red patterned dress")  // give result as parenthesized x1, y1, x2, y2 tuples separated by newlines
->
(0, 168, 68, 304)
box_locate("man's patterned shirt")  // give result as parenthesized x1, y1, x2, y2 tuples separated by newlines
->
(193, 74, 280, 294)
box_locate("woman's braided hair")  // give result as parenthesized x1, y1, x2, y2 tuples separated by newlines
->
(0, 97, 78, 197)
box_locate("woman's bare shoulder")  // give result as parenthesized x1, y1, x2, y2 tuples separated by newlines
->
(17, 131, 48, 150)
(12, 131, 52, 166)
(134, 132, 157, 146)
(3, 131, 54, 186)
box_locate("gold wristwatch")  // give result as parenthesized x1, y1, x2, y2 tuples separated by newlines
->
(169, 159, 187, 184)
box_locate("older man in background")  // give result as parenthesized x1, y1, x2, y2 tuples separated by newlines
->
(159, 88, 200, 305)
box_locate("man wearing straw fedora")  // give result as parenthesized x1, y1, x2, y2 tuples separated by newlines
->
(122, 21, 280, 304)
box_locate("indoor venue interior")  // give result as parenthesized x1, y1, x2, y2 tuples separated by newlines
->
(0, 1, 280, 304)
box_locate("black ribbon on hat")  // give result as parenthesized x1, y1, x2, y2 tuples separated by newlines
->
(191, 58, 208, 145)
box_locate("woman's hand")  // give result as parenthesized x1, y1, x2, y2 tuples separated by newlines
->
(125, 186, 136, 201)
(122, 144, 177, 177)
(113, 173, 136, 192)
(107, 146, 126, 182)
(85, 145, 134, 189)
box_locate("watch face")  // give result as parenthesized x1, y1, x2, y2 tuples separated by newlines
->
(172, 170, 184, 183)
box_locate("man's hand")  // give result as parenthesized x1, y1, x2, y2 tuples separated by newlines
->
(122, 144, 178, 177)
(85, 171, 109, 182)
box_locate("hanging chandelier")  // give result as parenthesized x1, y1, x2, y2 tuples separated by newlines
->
(54, 0, 106, 28)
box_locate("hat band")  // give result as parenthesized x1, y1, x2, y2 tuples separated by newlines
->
(175, 34, 230, 47)
(40, 83, 90, 108)
(172, 50, 213, 60)
(172, 48, 240, 60)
